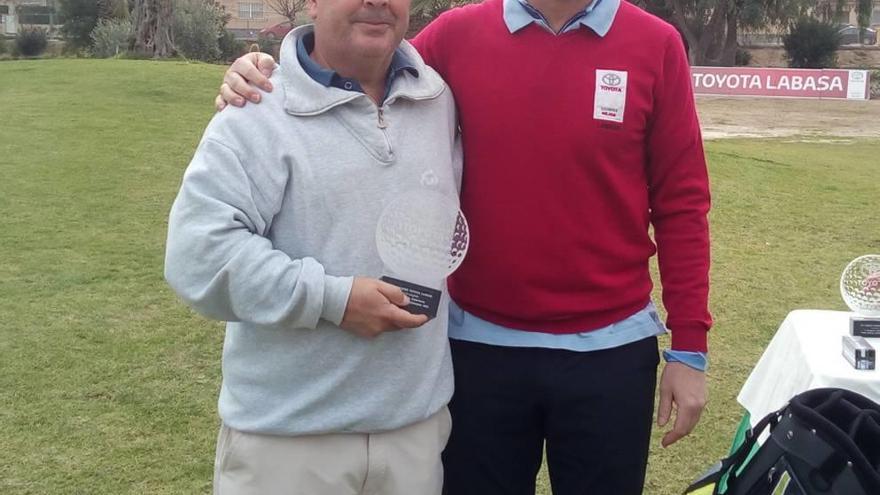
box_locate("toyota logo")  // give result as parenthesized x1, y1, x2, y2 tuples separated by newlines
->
(602, 73, 622, 86)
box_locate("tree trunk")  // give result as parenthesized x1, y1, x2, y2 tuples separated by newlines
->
(692, 0, 728, 65)
(131, 0, 174, 58)
(669, 0, 728, 65)
(669, 0, 698, 62)
(719, 5, 739, 66)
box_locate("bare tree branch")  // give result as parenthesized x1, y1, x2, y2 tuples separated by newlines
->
(265, 0, 305, 23)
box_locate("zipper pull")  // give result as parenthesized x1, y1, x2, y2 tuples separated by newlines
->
(377, 108, 388, 129)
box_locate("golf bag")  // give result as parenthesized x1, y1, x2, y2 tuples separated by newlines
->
(684, 388, 880, 495)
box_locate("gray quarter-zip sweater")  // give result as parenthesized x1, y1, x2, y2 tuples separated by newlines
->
(165, 25, 460, 435)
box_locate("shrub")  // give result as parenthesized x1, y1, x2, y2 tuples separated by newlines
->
(15, 27, 49, 57)
(173, 0, 229, 62)
(783, 18, 841, 68)
(90, 18, 132, 58)
(256, 36, 279, 58)
(218, 29, 246, 62)
(870, 70, 880, 100)
(734, 48, 752, 66)
(0, 36, 7, 55)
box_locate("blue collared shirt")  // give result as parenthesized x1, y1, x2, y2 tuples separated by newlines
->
(449, 300, 667, 351)
(452, 0, 708, 370)
(449, 302, 708, 371)
(296, 32, 418, 102)
(502, 0, 620, 36)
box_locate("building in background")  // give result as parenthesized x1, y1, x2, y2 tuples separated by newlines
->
(216, 0, 287, 39)
(1, 0, 57, 36)
(1, 0, 288, 40)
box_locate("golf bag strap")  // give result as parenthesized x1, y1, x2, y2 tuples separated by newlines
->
(681, 408, 784, 493)
(722, 408, 782, 489)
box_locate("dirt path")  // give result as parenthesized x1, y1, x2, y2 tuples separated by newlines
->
(695, 96, 880, 140)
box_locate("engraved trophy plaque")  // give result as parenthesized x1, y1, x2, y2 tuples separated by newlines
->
(840, 254, 880, 338)
(376, 189, 469, 319)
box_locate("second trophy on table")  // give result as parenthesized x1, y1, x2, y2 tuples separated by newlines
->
(841, 254, 880, 338)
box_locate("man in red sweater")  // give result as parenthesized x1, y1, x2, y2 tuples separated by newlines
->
(215, 0, 711, 493)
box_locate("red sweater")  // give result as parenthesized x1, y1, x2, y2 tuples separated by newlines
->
(412, 0, 712, 351)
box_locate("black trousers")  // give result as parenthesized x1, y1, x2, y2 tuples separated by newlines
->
(442, 337, 660, 495)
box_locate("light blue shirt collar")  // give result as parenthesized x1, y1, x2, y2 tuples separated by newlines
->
(502, 0, 620, 36)
(295, 31, 418, 98)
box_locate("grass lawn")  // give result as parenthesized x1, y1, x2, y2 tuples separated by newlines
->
(1, 59, 878, 494)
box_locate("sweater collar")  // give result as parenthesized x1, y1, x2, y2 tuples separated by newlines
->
(295, 31, 418, 96)
(280, 25, 444, 116)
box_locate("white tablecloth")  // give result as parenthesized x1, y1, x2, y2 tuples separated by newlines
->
(737, 309, 880, 426)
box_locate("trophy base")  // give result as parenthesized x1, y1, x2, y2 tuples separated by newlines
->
(842, 335, 876, 370)
(381, 276, 441, 319)
(850, 316, 880, 338)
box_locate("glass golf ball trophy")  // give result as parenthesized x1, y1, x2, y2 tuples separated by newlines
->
(840, 254, 880, 337)
(375, 189, 469, 319)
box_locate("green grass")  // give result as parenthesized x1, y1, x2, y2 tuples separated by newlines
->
(1, 59, 878, 494)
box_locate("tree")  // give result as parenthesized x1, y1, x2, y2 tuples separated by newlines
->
(131, 0, 174, 58)
(815, 0, 876, 44)
(856, 0, 873, 44)
(412, 0, 867, 65)
(409, 0, 469, 36)
(636, 0, 819, 66)
(58, 0, 101, 50)
(265, 0, 305, 23)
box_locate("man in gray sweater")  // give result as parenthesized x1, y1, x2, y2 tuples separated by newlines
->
(164, 0, 460, 491)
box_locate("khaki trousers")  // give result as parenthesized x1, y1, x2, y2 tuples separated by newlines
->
(213, 407, 452, 495)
